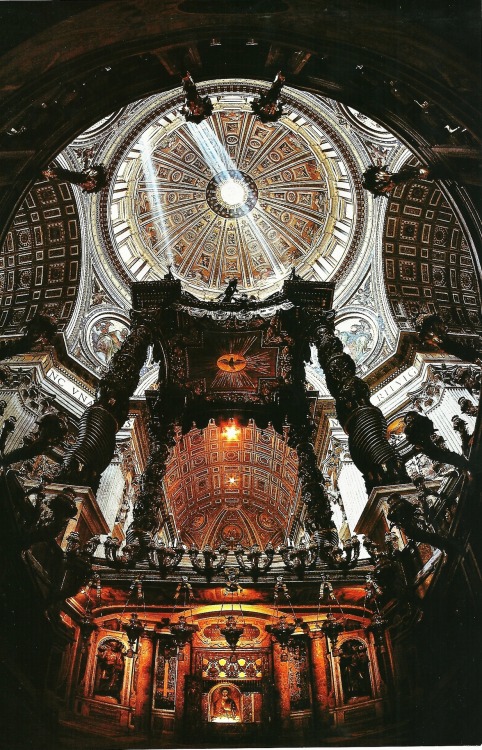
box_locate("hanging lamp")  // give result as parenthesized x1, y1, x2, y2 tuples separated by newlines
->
(118, 575, 147, 657)
(315, 575, 346, 653)
(164, 577, 198, 660)
(265, 576, 303, 660)
(363, 574, 388, 650)
(218, 568, 245, 651)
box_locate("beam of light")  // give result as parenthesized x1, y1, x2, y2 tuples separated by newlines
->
(186, 120, 236, 176)
(187, 120, 281, 284)
(139, 130, 174, 268)
(241, 211, 285, 280)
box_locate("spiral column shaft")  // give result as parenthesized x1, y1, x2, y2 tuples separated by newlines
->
(56, 315, 153, 489)
(312, 314, 409, 492)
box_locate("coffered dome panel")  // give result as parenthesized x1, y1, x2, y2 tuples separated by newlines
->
(382, 158, 482, 332)
(85, 80, 367, 302)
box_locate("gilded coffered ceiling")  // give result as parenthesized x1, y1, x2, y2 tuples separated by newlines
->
(0, 176, 82, 335)
(165, 421, 300, 548)
(382, 158, 481, 333)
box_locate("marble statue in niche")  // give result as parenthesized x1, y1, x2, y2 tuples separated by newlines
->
(94, 638, 126, 703)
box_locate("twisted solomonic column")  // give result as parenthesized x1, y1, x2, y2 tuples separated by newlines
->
(309, 310, 409, 492)
(124, 400, 177, 556)
(56, 311, 154, 490)
(288, 421, 339, 551)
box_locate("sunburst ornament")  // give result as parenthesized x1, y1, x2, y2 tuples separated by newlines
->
(210, 335, 274, 392)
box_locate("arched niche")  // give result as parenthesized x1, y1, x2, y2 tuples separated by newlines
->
(208, 682, 242, 723)
(338, 637, 372, 705)
(92, 636, 126, 704)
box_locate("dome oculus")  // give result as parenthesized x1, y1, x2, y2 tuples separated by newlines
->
(206, 169, 258, 217)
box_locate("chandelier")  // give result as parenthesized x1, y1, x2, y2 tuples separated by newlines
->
(321, 612, 344, 653)
(363, 575, 388, 650)
(169, 615, 198, 651)
(366, 613, 388, 649)
(78, 573, 102, 650)
(218, 568, 245, 651)
(117, 575, 146, 657)
(123, 612, 145, 658)
(220, 614, 245, 650)
(161, 577, 198, 660)
(79, 606, 97, 651)
(315, 575, 346, 653)
(265, 577, 304, 661)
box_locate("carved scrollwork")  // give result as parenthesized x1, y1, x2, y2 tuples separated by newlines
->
(415, 313, 482, 363)
(251, 72, 285, 124)
(433, 363, 481, 396)
(0, 313, 58, 362)
(26, 486, 78, 546)
(386, 491, 457, 553)
(451, 415, 473, 457)
(180, 72, 213, 125)
(1, 412, 69, 467)
(403, 410, 471, 471)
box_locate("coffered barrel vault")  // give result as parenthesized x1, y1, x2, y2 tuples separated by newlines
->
(382, 162, 481, 333)
(165, 422, 300, 548)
